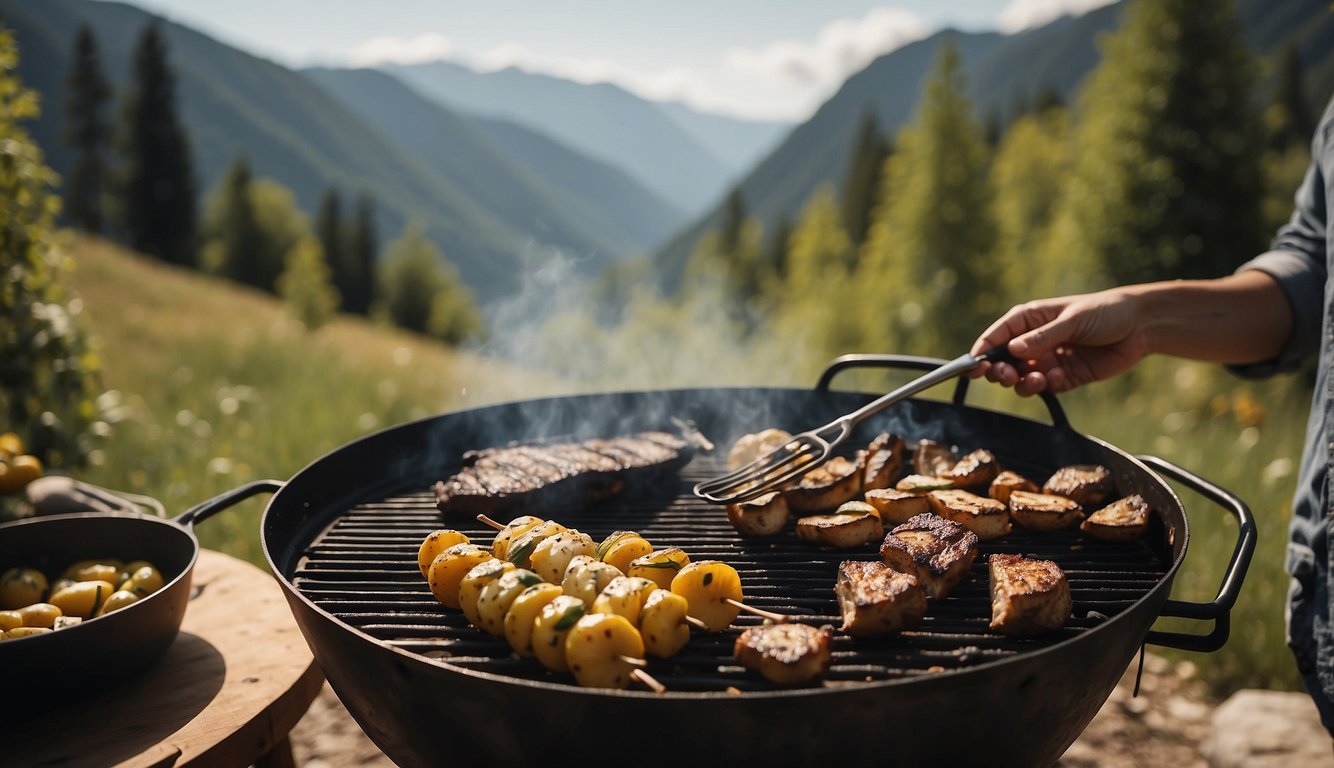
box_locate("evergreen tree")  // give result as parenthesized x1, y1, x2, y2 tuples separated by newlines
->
(841, 107, 890, 245)
(1060, 0, 1264, 284)
(376, 222, 482, 344)
(1269, 43, 1314, 152)
(855, 37, 999, 355)
(1032, 84, 1064, 115)
(112, 22, 196, 265)
(201, 156, 262, 284)
(342, 192, 377, 315)
(719, 187, 746, 256)
(277, 234, 340, 331)
(0, 28, 104, 469)
(62, 24, 111, 234)
(315, 187, 346, 306)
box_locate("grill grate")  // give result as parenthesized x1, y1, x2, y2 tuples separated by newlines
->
(291, 448, 1170, 692)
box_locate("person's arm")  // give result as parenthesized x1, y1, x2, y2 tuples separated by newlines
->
(969, 270, 1294, 397)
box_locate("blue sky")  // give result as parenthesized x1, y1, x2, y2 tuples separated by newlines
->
(111, 0, 1117, 121)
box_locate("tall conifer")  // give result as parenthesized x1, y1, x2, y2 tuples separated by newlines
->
(342, 192, 377, 315)
(113, 22, 196, 265)
(841, 108, 889, 245)
(62, 24, 111, 234)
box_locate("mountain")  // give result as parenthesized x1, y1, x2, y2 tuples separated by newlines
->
(302, 66, 683, 260)
(652, 0, 1334, 290)
(377, 60, 744, 216)
(642, 100, 790, 180)
(0, 0, 678, 305)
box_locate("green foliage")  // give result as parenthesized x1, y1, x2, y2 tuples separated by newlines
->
(315, 188, 347, 310)
(61, 24, 110, 234)
(199, 165, 308, 293)
(854, 37, 1000, 355)
(111, 22, 196, 266)
(276, 234, 339, 331)
(1267, 43, 1315, 152)
(841, 108, 890, 244)
(0, 28, 103, 470)
(989, 107, 1078, 305)
(1061, 0, 1265, 285)
(342, 192, 377, 316)
(376, 221, 483, 344)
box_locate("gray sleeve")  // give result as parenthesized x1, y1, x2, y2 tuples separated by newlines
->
(1228, 145, 1328, 379)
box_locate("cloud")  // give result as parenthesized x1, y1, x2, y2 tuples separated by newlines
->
(347, 33, 455, 67)
(996, 0, 1118, 33)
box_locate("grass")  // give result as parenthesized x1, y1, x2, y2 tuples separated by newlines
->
(56, 233, 1308, 696)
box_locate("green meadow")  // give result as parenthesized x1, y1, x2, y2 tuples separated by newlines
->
(65, 233, 1308, 697)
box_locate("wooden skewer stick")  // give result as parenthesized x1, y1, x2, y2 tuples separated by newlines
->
(618, 654, 647, 667)
(726, 597, 788, 624)
(476, 514, 507, 531)
(684, 615, 709, 631)
(631, 667, 667, 694)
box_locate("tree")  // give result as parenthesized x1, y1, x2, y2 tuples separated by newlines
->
(277, 235, 340, 331)
(0, 28, 104, 469)
(112, 22, 196, 266)
(855, 37, 1000, 355)
(341, 192, 377, 315)
(376, 222, 483, 344)
(62, 24, 111, 234)
(199, 167, 308, 292)
(1268, 43, 1314, 152)
(1059, 0, 1264, 285)
(314, 188, 346, 305)
(841, 107, 890, 245)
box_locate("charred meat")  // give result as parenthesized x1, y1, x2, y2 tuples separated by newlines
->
(785, 455, 864, 513)
(864, 487, 931, 525)
(927, 489, 1011, 540)
(943, 449, 1000, 489)
(1081, 494, 1151, 542)
(1007, 490, 1084, 532)
(434, 431, 691, 517)
(796, 501, 884, 548)
(988, 553, 1072, 636)
(913, 439, 957, 478)
(862, 432, 905, 492)
(726, 491, 791, 538)
(1043, 464, 1115, 507)
(834, 560, 927, 637)
(734, 622, 834, 685)
(988, 470, 1038, 504)
(879, 513, 979, 600)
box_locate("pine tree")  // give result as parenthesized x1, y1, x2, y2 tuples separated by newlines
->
(0, 28, 104, 470)
(277, 234, 340, 331)
(1060, 0, 1264, 284)
(841, 107, 890, 245)
(376, 222, 482, 344)
(855, 37, 999, 355)
(112, 22, 196, 266)
(205, 156, 263, 284)
(62, 24, 111, 234)
(719, 187, 746, 256)
(342, 192, 377, 315)
(314, 187, 346, 306)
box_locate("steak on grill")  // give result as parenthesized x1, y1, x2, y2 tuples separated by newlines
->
(434, 431, 692, 518)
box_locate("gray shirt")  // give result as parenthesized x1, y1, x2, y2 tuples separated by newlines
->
(1232, 94, 1334, 700)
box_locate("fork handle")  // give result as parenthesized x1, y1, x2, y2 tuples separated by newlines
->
(834, 349, 1015, 430)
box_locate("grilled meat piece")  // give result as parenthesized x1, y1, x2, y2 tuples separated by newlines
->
(1081, 494, 1151, 542)
(896, 474, 954, 492)
(913, 439, 957, 478)
(880, 513, 979, 599)
(864, 488, 930, 525)
(727, 491, 790, 538)
(834, 560, 927, 637)
(989, 470, 1038, 504)
(927, 489, 1011, 540)
(734, 622, 834, 685)
(1043, 464, 1115, 507)
(862, 432, 905, 492)
(988, 553, 1072, 635)
(943, 449, 1000, 489)
(434, 431, 691, 517)
(796, 501, 884, 548)
(785, 455, 864, 513)
(1008, 490, 1084, 532)
(727, 428, 795, 470)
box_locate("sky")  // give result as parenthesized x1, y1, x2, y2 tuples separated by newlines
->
(109, 0, 1117, 123)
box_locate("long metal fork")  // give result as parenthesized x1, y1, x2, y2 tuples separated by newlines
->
(693, 347, 1015, 504)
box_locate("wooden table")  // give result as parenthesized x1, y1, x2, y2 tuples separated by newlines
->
(13, 549, 326, 768)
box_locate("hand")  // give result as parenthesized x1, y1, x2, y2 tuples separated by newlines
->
(969, 289, 1152, 396)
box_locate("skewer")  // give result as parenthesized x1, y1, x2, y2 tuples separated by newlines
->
(476, 514, 506, 531)
(632, 668, 667, 694)
(684, 615, 709, 630)
(726, 598, 789, 624)
(619, 654, 646, 667)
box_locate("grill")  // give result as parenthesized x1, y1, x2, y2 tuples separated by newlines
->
(246, 356, 1251, 768)
(293, 451, 1170, 691)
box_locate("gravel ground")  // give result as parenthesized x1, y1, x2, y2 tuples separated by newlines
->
(290, 652, 1307, 767)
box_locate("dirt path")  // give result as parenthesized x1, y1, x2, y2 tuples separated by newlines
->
(289, 652, 1255, 767)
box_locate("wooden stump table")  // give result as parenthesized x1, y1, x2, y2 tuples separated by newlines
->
(12, 549, 325, 768)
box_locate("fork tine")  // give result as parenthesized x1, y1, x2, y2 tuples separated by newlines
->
(694, 439, 826, 503)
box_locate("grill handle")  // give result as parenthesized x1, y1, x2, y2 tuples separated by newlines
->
(814, 354, 1069, 428)
(1138, 455, 1256, 653)
(175, 479, 286, 528)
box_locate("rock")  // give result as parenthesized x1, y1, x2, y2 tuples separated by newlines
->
(1204, 689, 1333, 768)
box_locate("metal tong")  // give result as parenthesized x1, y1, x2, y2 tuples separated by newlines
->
(692, 347, 1016, 504)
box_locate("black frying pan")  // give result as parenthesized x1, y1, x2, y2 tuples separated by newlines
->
(0, 482, 274, 705)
